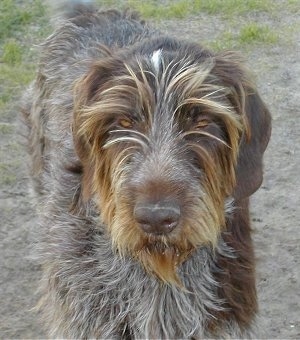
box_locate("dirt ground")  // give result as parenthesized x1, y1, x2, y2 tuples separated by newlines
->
(0, 5, 299, 340)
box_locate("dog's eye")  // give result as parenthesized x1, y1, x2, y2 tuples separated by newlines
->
(194, 118, 210, 130)
(187, 108, 211, 129)
(119, 118, 133, 129)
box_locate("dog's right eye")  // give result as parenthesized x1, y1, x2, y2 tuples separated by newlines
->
(188, 109, 212, 130)
(194, 118, 210, 130)
(118, 118, 133, 129)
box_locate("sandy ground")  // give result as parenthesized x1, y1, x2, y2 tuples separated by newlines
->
(0, 6, 299, 340)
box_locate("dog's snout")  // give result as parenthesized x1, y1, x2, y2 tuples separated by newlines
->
(134, 201, 180, 235)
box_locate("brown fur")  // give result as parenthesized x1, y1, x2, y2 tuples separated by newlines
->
(22, 4, 271, 338)
(73, 58, 246, 284)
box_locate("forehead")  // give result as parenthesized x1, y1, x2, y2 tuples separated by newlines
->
(120, 49, 215, 92)
(119, 49, 221, 110)
(90, 43, 236, 126)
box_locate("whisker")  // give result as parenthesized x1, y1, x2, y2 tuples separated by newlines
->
(182, 130, 231, 148)
(182, 98, 234, 114)
(103, 136, 147, 149)
(110, 129, 150, 145)
(201, 87, 228, 99)
(111, 148, 136, 186)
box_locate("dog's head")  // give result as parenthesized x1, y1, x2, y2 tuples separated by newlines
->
(73, 38, 271, 285)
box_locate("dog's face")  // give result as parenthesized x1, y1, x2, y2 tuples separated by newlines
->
(73, 40, 269, 284)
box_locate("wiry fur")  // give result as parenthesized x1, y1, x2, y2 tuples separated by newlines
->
(22, 3, 271, 339)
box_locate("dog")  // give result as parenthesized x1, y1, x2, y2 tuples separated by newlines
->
(22, 2, 271, 338)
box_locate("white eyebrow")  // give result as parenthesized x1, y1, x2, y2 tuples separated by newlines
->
(151, 49, 162, 73)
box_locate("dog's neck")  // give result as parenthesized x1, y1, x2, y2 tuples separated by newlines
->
(88, 222, 240, 338)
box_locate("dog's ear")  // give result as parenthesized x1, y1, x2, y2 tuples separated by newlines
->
(73, 59, 114, 159)
(213, 52, 272, 199)
(234, 91, 271, 199)
(74, 56, 121, 106)
(72, 56, 123, 199)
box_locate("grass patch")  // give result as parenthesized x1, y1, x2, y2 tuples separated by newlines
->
(126, 0, 273, 19)
(0, 63, 35, 85)
(207, 31, 237, 51)
(0, 91, 11, 109)
(208, 23, 278, 51)
(193, 0, 273, 15)
(0, 123, 14, 134)
(2, 40, 22, 64)
(287, 0, 300, 8)
(0, 163, 17, 185)
(0, 140, 22, 186)
(0, 0, 48, 116)
(0, 0, 45, 41)
(239, 24, 278, 44)
(128, 0, 189, 19)
(0, 63, 36, 106)
(0, 63, 36, 118)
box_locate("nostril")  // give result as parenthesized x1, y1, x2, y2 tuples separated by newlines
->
(160, 218, 178, 233)
(134, 201, 180, 235)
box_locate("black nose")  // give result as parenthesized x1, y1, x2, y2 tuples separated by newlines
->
(134, 200, 180, 235)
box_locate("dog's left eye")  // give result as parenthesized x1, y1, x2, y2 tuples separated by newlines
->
(119, 118, 133, 129)
(194, 119, 210, 130)
(187, 108, 211, 130)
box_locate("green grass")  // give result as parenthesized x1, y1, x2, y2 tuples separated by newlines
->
(193, 0, 273, 15)
(0, 140, 22, 186)
(128, 0, 189, 19)
(239, 24, 278, 44)
(0, 63, 35, 85)
(0, 163, 17, 185)
(0, 63, 36, 117)
(126, 0, 274, 19)
(0, 0, 45, 41)
(207, 23, 279, 51)
(0, 0, 49, 119)
(2, 40, 22, 64)
(287, 0, 300, 7)
(0, 123, 14, 134)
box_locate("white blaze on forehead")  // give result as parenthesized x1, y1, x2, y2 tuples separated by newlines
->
(151, 49, 162, 73)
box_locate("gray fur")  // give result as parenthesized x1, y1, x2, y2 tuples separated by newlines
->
(22, 4, 257, 339)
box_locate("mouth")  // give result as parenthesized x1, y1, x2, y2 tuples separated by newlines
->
(134, 239, 195, 286)
(137, 239, 179, 255)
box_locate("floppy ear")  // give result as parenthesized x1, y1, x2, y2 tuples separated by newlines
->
(233, 91, 271, 199)
(73, 60, 111, 163)
(72, 56, 123, 200)
(212, 52, 272, 199)
(73, 55, 124, 157)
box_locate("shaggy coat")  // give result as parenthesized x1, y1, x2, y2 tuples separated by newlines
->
(22, 4, 271, 339)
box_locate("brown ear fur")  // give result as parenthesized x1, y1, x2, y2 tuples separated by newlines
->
(234, 92, 271, 199)
(72, 56, 123, 199)
(213, 52, 271, 199)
